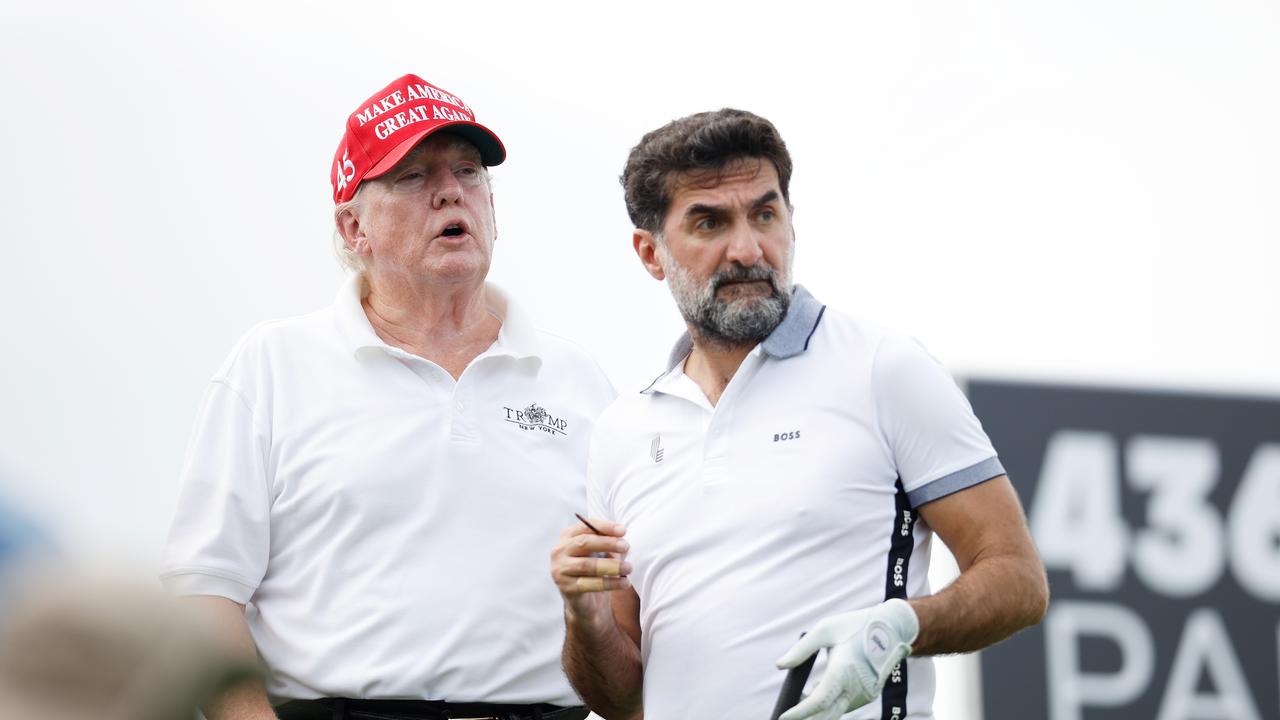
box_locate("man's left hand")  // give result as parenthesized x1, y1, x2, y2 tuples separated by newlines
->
(775, 599, 919, 720)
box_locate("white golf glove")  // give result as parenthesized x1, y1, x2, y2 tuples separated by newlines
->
(775, 599, 920, 720)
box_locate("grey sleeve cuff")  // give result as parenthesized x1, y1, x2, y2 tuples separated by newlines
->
(906, 456, 1006, 507)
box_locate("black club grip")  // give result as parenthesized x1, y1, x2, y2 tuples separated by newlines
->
(769, 635, 818, 720)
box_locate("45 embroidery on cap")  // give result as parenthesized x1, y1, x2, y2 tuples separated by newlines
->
(503, 404, 568, 436)
(334, 150, 356, 195)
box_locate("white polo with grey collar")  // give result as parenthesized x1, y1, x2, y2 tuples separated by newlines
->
(586, 285, 1002, 720)
(161, 273, 615, 706)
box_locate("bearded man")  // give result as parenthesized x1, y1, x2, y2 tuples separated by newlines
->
(549, 108, 1047, 720)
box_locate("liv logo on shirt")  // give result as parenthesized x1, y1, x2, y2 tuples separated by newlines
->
(503, 404, 568, 436)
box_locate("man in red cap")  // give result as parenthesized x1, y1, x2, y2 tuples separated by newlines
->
(161, 74, 613, 720)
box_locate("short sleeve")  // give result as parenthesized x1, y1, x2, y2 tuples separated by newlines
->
(871, 333, 1004, 507)
(585, 429, 610, 523)
(159, 378, 271, 602)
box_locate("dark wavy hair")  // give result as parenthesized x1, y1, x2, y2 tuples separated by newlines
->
(620, 108, 793, 234)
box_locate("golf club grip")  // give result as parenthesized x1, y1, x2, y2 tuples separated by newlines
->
(769, 648, 817, 719)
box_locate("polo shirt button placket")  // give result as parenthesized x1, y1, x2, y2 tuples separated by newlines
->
(702, 410, 730, 488)
(449, 395, 479, 442)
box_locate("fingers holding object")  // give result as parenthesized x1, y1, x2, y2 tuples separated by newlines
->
(557, 554, 631, 587)
(777, 678, 846, 720)
(554, 558, 631, 595)
(551, 527, 633, 595)
(559, 518, 627, 540)
(777, 633, 824, 669)
(574, 575, 631, 592)
(580, 555, 631, 578)
(569, 532, 630, 559)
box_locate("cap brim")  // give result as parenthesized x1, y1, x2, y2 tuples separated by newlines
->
(365, 121, 506, 181)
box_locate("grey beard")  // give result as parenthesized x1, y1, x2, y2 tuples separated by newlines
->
(666, 260, 792, 349)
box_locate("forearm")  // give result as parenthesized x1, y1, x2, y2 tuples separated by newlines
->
(186, 596, 276, 720)
(562, 607, 643, 720)
(908, 551, 1048, 655)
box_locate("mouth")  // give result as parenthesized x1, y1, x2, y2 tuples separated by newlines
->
(715, 278, 775, 296)
(439, 222, 467, 238)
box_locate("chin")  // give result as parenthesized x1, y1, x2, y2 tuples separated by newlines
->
(425, 257, 490, 284)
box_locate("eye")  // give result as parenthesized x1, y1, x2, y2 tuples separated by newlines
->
(756, 208, 776, 222)
(396, 171, 424, 183)
(695, 217, 719, 231)
(455, 164, 485, 185)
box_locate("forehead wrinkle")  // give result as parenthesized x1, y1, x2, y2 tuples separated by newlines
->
(663, 157, 780, 229)
(677, 187, 783, 223)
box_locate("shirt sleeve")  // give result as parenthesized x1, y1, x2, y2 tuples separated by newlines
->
(585, 398, 633, 525)
(159, 377, 271, 603)
(585, 428, 610, 523)
(871, 333, 1004, 507)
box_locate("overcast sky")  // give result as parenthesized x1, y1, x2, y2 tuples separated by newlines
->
(1, 3, 1277, 711)
(6, 0, 1279, 565)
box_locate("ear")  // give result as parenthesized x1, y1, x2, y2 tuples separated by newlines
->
(489, 192, 497, 237)
(336, 207, 371, 257)
(633, 229, 666, 281)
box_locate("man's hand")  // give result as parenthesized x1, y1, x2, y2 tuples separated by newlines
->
(549, 518, 631, 623)
(553, 519, 643, 719)
(775, 599, 919, 720)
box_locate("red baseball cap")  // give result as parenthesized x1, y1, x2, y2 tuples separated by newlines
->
(330, 74, 506, 204)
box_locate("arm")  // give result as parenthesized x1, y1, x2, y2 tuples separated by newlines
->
(186, 596, 276, 720)
(776, 475, 1047, 720)
(550, 520, 643, 720)
(910, 474, 1049, 654)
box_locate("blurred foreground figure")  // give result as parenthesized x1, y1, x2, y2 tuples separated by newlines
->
(0, 493, 56, 616)
(161, 73, 612, 720)
(551, 109, 1049, 719)
(0, 577, 253, 720)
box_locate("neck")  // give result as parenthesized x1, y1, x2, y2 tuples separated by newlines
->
(683, 330, 759, 407)
(361, 273, 499, 378)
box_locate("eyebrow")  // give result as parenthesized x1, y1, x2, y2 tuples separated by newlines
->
(683, 190, 781, 219)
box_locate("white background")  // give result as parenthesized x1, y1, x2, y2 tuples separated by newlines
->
(2, 1, 1277, 717)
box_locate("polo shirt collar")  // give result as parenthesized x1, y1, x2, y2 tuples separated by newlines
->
(760, 284, 825, 359)
(334, 273, 542, 362)
(645, 284, 826, 394)
(485, 284, 543, 361)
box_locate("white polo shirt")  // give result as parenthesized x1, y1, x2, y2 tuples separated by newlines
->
(161, 274, 615, 705)
(586, 286, 1002, 720)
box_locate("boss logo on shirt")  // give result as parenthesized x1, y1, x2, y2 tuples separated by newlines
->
(773, 430, 801, 442)
(503, 403, 568, 436)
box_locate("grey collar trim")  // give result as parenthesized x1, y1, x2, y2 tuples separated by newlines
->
(761, 284, 825, 359)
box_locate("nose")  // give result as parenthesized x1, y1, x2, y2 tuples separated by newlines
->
(431, 167, 464, 209)
(724, 224, 765, 267)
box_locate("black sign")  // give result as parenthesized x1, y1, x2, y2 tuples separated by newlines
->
(967, 379, 1280, 720)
